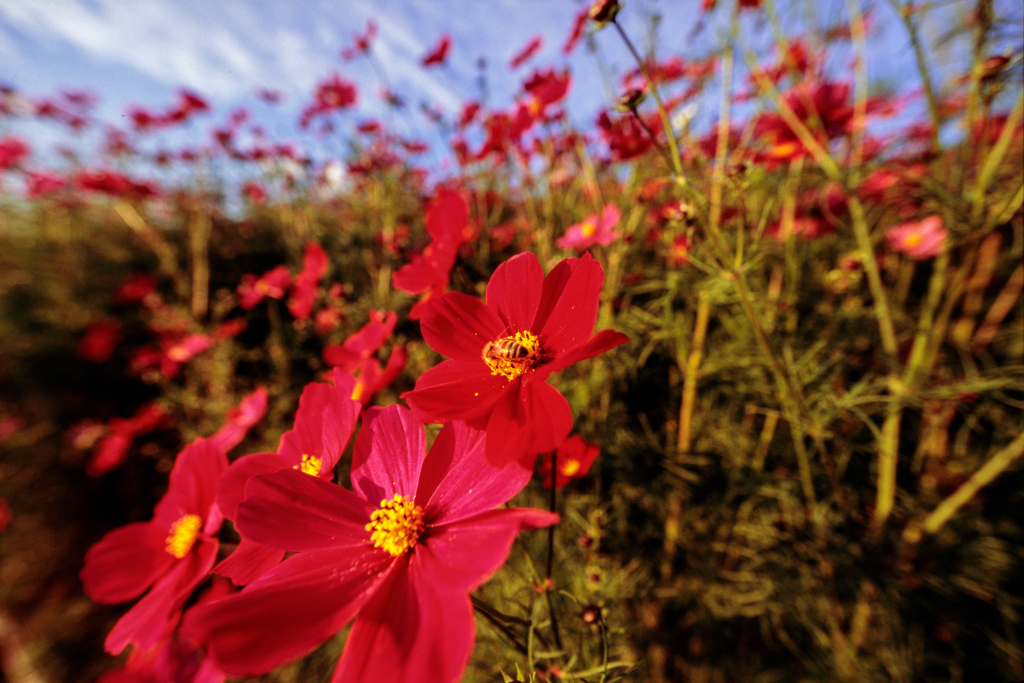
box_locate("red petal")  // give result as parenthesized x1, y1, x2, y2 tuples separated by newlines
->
(330, 555, 474, 683)
(181, 547, 394, 676)
(213, 537, 285, 586)
(152, 438, 228, 530)
(418, 421, 533, 525)
(279, 379, 360, 472)
(236, 469, 376, 553)
(80, 522, 173, 604)
(420, 291, 504, 361)
(350, 405, 425, 504)
(485, 251, 544, 332)
(216, 452, 292, 520)
(535, 252, 605, 357)
(534, 329, 629, 382)
(486, 380, 572, 465)
(105, 535, 218, 654)
(401, 360, 508, 423)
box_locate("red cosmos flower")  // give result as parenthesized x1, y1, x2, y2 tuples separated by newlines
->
(287, 242, 328, 320)
(81, 438, 227, 654)
(402, 252, 628, 465)
(213, 370, 361, 586)
(421, 33, 452, 67)
(208, 387, 268, 454)
(341, 20, 377, 61)
(299, 75, 358, 129)
(349, 347, 407, 405)
(236, 264, 291, 310)
(597, 110, 656, 161)
(323, 310, 397, 370)
(538, 434, 600, 488)
(556, 204, 621, 251)
(394, 189, 470, 319)
(88, 403, 171, 477)
(885, 216, 947, 260)
(77, 318, 123, 363)
(0, 135, 29, 170)
(182, 405, 558, 682)
(24, 170, 66, 198)
(510, 35, 543, 69)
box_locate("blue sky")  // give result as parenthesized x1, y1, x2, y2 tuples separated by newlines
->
(1, 0, 1020, 174)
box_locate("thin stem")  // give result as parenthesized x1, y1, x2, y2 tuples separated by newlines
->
(678, 297, 711, 454)
(888, 0, 942, 151)
(546, 455, 564, 653)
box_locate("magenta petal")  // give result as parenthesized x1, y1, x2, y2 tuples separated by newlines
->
(319, 399, 361, 471)
(536, 252, 605, 357)
(152, 438, 228, 529)
(418, 421, 534, 524)
(105, 535, 218, 655)
(534, 329, 629, 382)
(421, 508, 560, 592)
(401, 359, 508, 423)
(485, 251, 544, 332)
(181, 547, 394, 677)
(350, 405, 425, 504)
(486, 380, 572, 465)
(279, 380, 360, 470)
(212, 537, 285, 586)
(420, 291, 504, 361)
(236, 469, 376, 553)
(81, 522, 174, 604)
(216, 452, 292, 520)
(330, 556, 474, 683)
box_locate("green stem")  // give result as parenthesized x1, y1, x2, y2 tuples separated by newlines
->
(546, 455, 564, 653)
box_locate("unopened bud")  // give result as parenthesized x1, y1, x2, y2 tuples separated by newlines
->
(589, 0, 621, 24)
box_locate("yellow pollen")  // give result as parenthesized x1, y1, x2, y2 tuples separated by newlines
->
(561, 459, 582, 477)
(581, 219, 596, 238)
(483, 331, 541, 382)
(293, 454, 322, 476)
(165, 514, 201, 559)
(365, 494, 425, 556)
(904, 234, 922, 248)
(350, 381, 364, 402)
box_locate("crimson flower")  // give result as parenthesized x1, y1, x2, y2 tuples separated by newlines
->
(421, 34, 452, 67)
(213, 370, 360, 585)
(556, 204, 621, 251)
(236, 264, 291, 311)
(88, 403, 170, 477)
(322, 310, 397, 370)
(287, 242, 328, 320)
(402, 251, 628, 465)
(538, 434, 600, 488)
(25, 170, 66, 198)
(77, 318, 123, 363)
(0, 135, 29, 170)
(81, 438, 227, 654)
(208, 387, 268, 453)
(182, 405, 557, 682)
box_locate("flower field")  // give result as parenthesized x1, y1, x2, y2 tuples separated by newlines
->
(0, 1, 1022, 681)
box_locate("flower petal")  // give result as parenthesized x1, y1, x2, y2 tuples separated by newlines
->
(80, 522, 174, 604)
(485, 380, 572, 465)
(329, 555, 474, 683)
(401, 359, 508, 423)
(350, 405, 425, 504)
(216, 452, 293, 521)
(152, 438, 228, 529)
(486, 251, 544, 332)
(534, 329, 629, 382)
(535, 252, 605, 357)
(181, 546, 394, 677)
(212, 537, 285, 586)
(105, 535, 218, 655)
(236, 469, 376, 553)
(418, 420, 534, 525)
(420, 291, 504, 361)
(279, 378, 360, 472)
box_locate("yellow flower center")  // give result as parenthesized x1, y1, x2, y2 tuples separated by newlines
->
(365, 494, 425, 556)
(165, 514, 201, 559)
(293, 454, 322, 476)
(581, 219, 597, 238)
(560, 459, 581, 477)
(904, 234, 922, 247)
(350, 381, 364, 402)
(482, 331, 541, 382)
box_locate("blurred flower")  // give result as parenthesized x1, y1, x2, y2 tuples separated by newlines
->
(113, 274, 160, 308)
(349, 346, 407, 405)
(241, 180, 267, 206)
(77, 319, 123, 363)
(340, 20, 377, 61)
(183, 406, 557, 682)
(667, 234, 692, 267)
(563, 8, 590, 54)
(510, 35, 543, 69)
(421, 34, 452, 67)
(0, 415, 26, 445)
(81, 438, 227, 654)
(300, 75, 358, 129)
(402, 252, 628, 465)
(314, 283, 346, 335)
(287, 243, 328, 320)
(88, 403, 170, 477)
(885, 216, 946, 260)
(0, 135, 29, 170)
(237, 265, 291, 311)
(208, 387, 268, 454)
(597, 110, 656, 161)
(0, 497, 10, 533)
(537, 435, 600, 488)
(556, 204, 621, 251)
(25, 170, 65, 198)
(322, 310, 397, 371)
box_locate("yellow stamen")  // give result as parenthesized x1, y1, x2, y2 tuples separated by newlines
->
(904, 234, 922, 248)
(293, 454, 322, 476)
(165, 514, 201, 559)
(365, 494, 425, 556)
(560, 459, 581, 477)
(350, 381, 364, 402)
(581, 219, 596, 238)
(483, 331, 541, 382)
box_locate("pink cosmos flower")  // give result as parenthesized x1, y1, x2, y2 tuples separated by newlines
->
(556, 204, 622, 251)
(208, 387, 268, 454)
(537, 434, 600, 488)
(81, 438, 227, 654)
(287, 242, 328, 320)
(213, 370, 361, 585)
(182, 405, 558, 682)
(884, 215, 947, 260)
(236, 264, 291, 311)
(402, 251, 628, 465)
(0, 136, 30, 170)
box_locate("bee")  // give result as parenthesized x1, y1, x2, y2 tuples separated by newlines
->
(482, 333, 542, 380)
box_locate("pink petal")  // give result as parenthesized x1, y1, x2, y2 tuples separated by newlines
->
(181, 547, 394, 677)
(330, 555, 474, 683)
(401, 359, 509, 423)
(236, 469, 375, 553)
(485, 251, 544, 332)
(152, 438, 228, 530)
(417, 421, 534, 525)
(80, 522, 174, 604)
(535, 252, 605, 357)
(534, 329, 629, 382)
(420, 291, 504, 362)
(485, 380, 572, 465)
(278, 378, 360, 472)
(350, 405, 425, 504)
(216, 452, 292, 521)
(105, 535, 218, 654)
(212, 537, 285, 586)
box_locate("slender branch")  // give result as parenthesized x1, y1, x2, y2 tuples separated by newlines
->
(546, 455, 564, 653)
